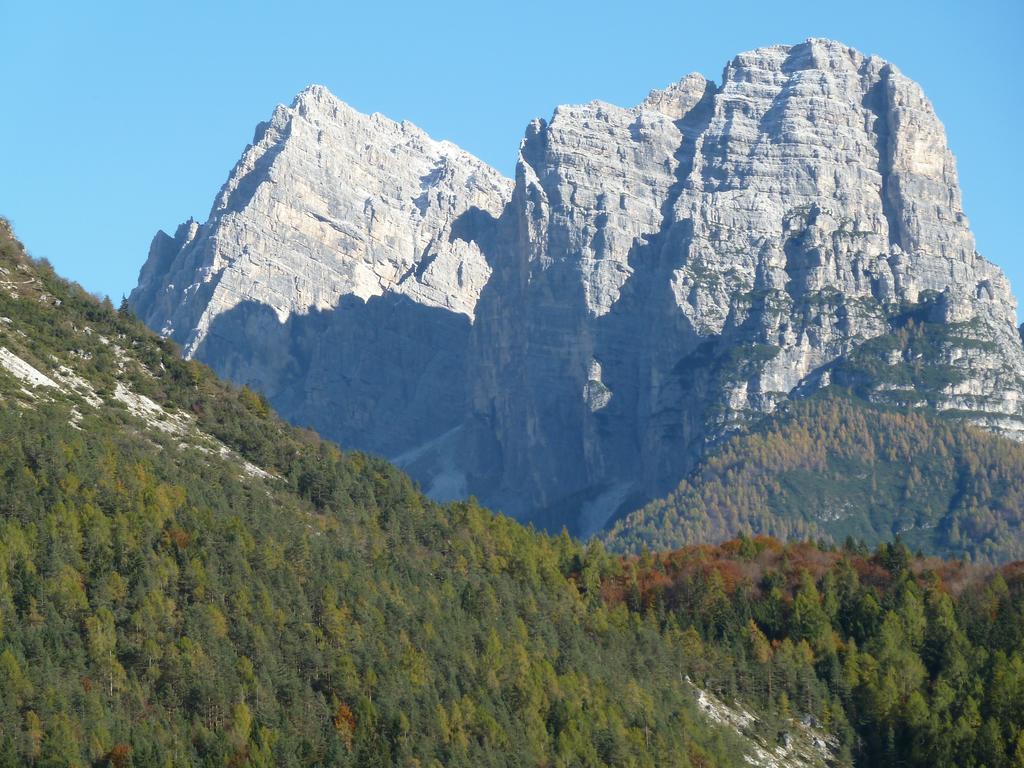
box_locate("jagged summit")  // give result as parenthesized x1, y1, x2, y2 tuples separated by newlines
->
(640, 72, 713, 118)
(130, 41, 1024, 535)
(294, 82, 333, 101)
(132, 83, 512, 350)
(288, 83, 461, 152)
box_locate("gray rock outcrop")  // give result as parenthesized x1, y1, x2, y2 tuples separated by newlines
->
(131, 39, 1024, 535)
(131, 85, 511, 458)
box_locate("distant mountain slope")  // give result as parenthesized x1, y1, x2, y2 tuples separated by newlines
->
(604, 391, 1024, 562)
(467, 38, 1024, 533)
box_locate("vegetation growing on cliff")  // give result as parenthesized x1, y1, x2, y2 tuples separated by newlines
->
(606, 393, 1024, 563)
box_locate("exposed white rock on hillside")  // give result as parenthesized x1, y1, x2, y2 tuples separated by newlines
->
(0, 346, 60, 390)
(691, 684, 837, 768)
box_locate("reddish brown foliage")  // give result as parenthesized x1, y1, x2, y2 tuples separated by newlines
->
(605, 537, 1021, 612)
(334, 702, 356, 748)
(167, 527, 191, 549)
(103, 744, 131, 768)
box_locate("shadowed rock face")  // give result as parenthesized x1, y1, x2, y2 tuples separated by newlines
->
(197, 295, 473, 462)
(131, 39, 1024, 535)
(130, 84, 511, 503)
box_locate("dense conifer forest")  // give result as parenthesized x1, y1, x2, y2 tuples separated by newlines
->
(607, 395, 1024, 563)
(1, 221, 1022, 766)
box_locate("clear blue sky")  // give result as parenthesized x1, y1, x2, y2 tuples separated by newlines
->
(1, 0, 1021, 308)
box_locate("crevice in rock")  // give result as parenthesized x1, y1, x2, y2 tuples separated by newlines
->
(218, 120, 290, 216)
(863, 64, 902, 249)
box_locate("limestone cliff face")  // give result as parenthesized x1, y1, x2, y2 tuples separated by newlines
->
(131, 85, 512, 458)
(131, 40, 1024, 534)
(465, 39, 1024, 531)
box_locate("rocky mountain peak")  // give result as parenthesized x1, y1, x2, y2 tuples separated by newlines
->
(132, 84, 512, 355)
(641, 72, 714, 118)
(131, 41, 1024, 535)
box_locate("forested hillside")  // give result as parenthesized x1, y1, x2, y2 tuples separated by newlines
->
(606, 395, 1024, 562)
(1, 220, 1023, 767)
(611, 536, 1024, 766)
(0, 223, 777, 766)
